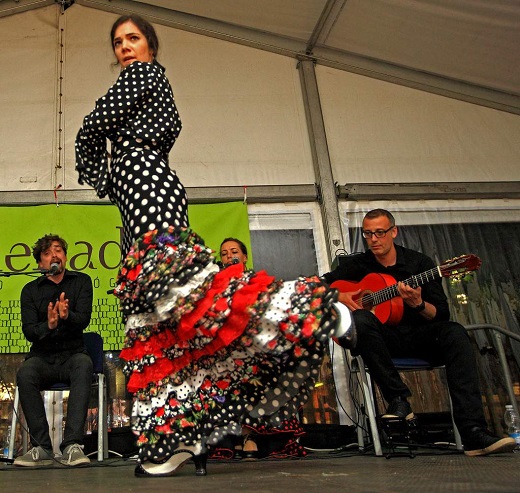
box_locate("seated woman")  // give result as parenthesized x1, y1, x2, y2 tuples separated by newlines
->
(217, 238, 308, 460)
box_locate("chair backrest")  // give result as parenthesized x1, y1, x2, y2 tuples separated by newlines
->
(391, 358, 437, 370)
(83, 332, 104, 374)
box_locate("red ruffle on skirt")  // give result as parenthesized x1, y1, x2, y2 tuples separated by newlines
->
(121, 263, 276, 392)
(114, 227, 339, 461)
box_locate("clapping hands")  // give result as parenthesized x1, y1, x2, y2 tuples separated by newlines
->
(48, 292, 69, 330)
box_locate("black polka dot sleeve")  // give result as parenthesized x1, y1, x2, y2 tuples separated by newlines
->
(75, 61, 182, 198)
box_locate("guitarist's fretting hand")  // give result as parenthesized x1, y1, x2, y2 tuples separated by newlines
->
(397, 282, 435, 320)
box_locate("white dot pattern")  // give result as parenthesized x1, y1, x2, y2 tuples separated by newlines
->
(77, 61, 342, 465)
(75, 61, 188, 255)
(119, 264, 339, 462)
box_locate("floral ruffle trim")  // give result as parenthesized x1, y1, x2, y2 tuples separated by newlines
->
(121, 266, 277, 393)
(114, 227, 214, 316)
(133, 376, 243, 445)
(283, 276, 338, 347)
(243, 417, 305, 437)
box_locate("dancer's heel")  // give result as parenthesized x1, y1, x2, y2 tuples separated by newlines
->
(332, 301, 357, 350)
(193, 453, 208, 476)
(240, 433, 259, 461)
(135, 444, 207, 477)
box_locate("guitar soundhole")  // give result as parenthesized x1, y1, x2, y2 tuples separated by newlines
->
(357, 290, 374, 310)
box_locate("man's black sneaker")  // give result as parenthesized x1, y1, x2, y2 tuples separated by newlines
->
(463, 427, 516, 456)
(382, 396, 415, 420)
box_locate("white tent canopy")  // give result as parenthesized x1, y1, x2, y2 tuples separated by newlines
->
(1, 0, 519, 193)
(3, 0, 518, 107)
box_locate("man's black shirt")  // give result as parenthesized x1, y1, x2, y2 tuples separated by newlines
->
(20, 270, 93, 362)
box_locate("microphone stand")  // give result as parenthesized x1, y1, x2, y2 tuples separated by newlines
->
(0, 270, 47, 277)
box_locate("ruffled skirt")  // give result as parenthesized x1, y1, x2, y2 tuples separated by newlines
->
(115, 227, 338, 462)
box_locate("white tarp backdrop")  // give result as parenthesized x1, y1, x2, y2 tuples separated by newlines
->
(1, 4, 315, 191)
(319, 67, 520, 184)
(0, 0, 519, 194)
(1, 0, 520, 430)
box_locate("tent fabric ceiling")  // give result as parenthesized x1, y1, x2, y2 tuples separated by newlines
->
(0, 0, 518, 113)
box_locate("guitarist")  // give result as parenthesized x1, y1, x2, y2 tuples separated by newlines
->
(323, 208, 515, 457)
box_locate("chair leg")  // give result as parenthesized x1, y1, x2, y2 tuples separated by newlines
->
(358, 357, 383, 456)
(356, 409, 365, 451)
(45, 390, 64, 456)
(447, 393, 463, 451)
(441, 367, 463, 452)
(96, 374, 108, 462)
(102, 379, 109, 460)
(491, 330, 518, 417)
(8, 387, 20, 460)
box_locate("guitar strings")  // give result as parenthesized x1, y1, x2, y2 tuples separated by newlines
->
(359, 267, 440, 308)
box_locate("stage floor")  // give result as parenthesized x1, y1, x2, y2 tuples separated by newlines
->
(1, 448, 519, 493)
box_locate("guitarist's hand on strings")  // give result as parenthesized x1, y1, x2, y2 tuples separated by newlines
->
(338, 290, 363, 311)
(397, 282, 421, 306)
(397, 282, 435, 320)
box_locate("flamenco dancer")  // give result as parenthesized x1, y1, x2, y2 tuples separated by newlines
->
(76, 14, 354, 477)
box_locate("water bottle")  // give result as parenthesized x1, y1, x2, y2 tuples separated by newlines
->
(2, 425, 11, 458)
(504, 404, 520, 451)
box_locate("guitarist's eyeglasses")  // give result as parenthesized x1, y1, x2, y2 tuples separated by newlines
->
(362, 226, 395, 239)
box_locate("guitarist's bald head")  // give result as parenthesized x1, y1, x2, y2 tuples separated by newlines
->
(364, 209, 395, 227)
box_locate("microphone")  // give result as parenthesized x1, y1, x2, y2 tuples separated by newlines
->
(217, 258, 240, 270)
(48, 262, 60, 275)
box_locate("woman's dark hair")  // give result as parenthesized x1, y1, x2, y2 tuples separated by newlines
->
(110, 14, 159, 59)
(219, 237, 248, 256)
(32, 234, 68, 262)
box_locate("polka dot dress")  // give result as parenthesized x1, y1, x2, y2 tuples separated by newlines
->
(75, 61, 188, 256)
(76, 62, 341, 467)
(113, 228, 340, 465)
(108, 146, 188, 257)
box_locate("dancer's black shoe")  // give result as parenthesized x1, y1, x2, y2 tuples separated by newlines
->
(135, 444, 207, 477)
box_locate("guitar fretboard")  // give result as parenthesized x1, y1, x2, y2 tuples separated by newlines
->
(360, 265, 442, 308)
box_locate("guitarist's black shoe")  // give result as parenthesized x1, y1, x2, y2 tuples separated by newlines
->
(462, 427, 516, 456)
(382, 396, 415, 421)
(332, 302, 357, 350)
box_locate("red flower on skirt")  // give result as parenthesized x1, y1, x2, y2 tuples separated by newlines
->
(127, 264, 142, 281)
(216, 380, 230, 390)
(201, 379, 212, 391)
(302, 314, 317, 338)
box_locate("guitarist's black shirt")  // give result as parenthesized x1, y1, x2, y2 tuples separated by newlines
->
(323, 244, 450, 326)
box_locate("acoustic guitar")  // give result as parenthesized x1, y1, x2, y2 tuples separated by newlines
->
(331, 254, 482, 325)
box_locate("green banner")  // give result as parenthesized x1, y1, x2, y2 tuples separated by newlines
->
(0, 202, 250, 353)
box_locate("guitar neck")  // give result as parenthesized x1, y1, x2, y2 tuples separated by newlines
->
(363, 265, 442, 307)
